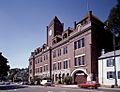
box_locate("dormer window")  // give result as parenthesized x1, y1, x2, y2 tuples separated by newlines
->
(81, 19, 88, 26)
(63, 33, 67, 39)
(77, 24, 82, 31)
(52, 40, 56, 45)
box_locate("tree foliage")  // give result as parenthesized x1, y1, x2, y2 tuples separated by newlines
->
(105, 0, 120, 49)
(106, 0, 120, 30)
(0, 52, 10, 81)
(7, 68, 20, 81)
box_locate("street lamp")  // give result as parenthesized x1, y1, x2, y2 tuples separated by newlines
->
(112, 28, 119, 88)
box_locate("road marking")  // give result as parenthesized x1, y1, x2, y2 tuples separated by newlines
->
(48, 91, 66, 92)
(48, 91, 53, 92)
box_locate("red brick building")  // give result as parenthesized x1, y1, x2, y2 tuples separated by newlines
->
(28, 11, 113, 84)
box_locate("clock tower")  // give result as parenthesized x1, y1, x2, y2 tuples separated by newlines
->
(47, 16, 63, 47)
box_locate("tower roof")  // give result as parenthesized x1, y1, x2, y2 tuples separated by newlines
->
(48, 16, 62, 27)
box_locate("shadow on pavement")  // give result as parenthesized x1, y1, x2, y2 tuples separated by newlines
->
(0, 85, 28, 90)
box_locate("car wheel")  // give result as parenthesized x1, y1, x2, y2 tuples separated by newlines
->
(95, 87, 98, 89)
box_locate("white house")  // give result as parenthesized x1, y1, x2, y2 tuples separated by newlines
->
(98, 49, 120, 86)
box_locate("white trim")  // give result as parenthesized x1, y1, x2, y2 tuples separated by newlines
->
(71, 68, 88, 77)
(63, 58, 70, 61)
(75, 54, 85, 58)
(53, 62, 57, 64)
(44, 64, 48, 65)
(57, 60, 62, 63)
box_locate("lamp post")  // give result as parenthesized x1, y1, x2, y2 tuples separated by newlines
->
(113, 31, 118, 88)
(105, 24, 119, 87)
(111, 28, 119, 87)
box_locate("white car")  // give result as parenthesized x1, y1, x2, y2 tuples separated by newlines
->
(40, 80, 52, 86)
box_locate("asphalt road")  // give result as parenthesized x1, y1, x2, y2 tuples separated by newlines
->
(0, 86, 120, 92)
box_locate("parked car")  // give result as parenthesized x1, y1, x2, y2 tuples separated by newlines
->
(19, 81, 28, 85)
(40, 80, 52, 86)
(78, 81, 100, 89)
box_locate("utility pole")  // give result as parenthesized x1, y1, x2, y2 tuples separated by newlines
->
(113, 34, 118, 88)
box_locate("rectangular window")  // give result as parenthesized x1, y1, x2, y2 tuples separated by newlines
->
(118, 71, 120, 79)
(44, 55, 45, 60)
(58, 62, 61, 70)
(44, 66, 45, 72)
(37, 68, 39, 73)
(63, 61, 65, 69)
(58, 49, 61, 56)
(81, 38, 85, 47)
(74, 55, 85, 66)
(35, 60, 37, 64)
(40, 67, 42, 73)
(38, 58, 39, 63)
(65, 46, 68, 54)
(46, 54, 48, 60)
(107, 59, 114, 67)
(40, 57, 42, 62)
(78, 40, 81, 48)
(107, 71, 115, 79)
(74, 38, 85, 50)
(63, 60, 68, 69)
(53, 63, 57, 70)
(30, 62, 32, 65)
(81, 56, 85, 65)
(53, 51, 56, 58)
(74, 41, 77, 50)
(58, 49, 59, 56)
(63, 47, 65, 54)
(63, 46, 68, 54)
(46, 65, 48, 71)
(30, 69, 32, 73)
(78, 57, 81, 65)
(74, 58, 77, 66)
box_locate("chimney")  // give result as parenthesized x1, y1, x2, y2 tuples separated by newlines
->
(74, 21, 76, 29)
(101, 49, 105, 55)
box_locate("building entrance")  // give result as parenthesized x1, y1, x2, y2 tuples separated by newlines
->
(74, 70, 87, 84)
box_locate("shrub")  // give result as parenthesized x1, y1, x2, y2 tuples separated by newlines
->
(63, 76, 72, 85)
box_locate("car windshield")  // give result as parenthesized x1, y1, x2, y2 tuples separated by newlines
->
(47, 80, 51, 82)
(86, 81, 96, 84)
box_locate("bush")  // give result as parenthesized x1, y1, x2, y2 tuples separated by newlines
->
(63, 76, 72, 85)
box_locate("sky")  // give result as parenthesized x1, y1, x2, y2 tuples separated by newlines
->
(0, 0, 117, 69)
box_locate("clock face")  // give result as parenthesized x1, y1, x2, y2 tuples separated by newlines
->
(49, 29, 52, 36)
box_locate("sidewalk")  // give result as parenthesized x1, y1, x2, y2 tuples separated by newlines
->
(55, 84, 78, 88)
(55, 84, 120, 90)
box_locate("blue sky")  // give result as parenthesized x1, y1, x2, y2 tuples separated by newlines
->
(0, 0, 116, 68)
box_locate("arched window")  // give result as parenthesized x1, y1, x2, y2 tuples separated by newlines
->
(62, 73, 65, 79)
(63, 33, 67, 39)
(52, 40, 56, 45)
(55, 74, 57, 81)
(67, 73, 69, 76)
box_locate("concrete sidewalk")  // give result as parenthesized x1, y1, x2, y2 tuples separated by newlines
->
(55, 84, 120, 90)
(55, 84, 78, 88)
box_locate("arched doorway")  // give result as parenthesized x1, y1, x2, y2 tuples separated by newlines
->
(74, 71, 87, 84)
(71, 69, 87, 84)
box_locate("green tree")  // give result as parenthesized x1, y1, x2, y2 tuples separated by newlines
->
(105, 0, 120, 49)
(0, 52, 10, 81)
(7, 68, 20, 82)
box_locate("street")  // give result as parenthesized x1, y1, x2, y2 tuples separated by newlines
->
(0, 86, 120, 92)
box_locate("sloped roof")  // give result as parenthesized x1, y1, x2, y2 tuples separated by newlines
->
(99, 49, 120, 59)
(48, 16, 62, 27)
